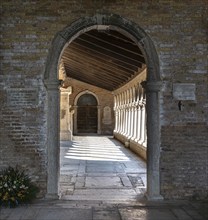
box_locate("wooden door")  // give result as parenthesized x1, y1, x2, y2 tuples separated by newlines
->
(77, 94, 98, 133)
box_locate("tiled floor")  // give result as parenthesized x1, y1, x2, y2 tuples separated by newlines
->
(60, 136, 147, 202)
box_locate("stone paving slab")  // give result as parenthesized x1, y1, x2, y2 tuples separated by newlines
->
(36, 208, 92, 220)
(80, 173, 119, 177)
(0, 207, 92, 220)
(85, 176, 123, 188)
(61, 164, 79, 171)
(0, 200, 207, 220)
(92, 207, 121, 220)
(128, 174, 145, 188)
(171, 208, 196, 220)
(86, 165, 116, 173)
(119, 207, 178, 220)
(75, 176, 85, 188)
(62, 189, 138, 201)
(60, 136, 147, 201)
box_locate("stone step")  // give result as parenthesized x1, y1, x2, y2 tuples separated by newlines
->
(61, 188, 143, 201)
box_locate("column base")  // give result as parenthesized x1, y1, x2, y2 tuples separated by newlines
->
(145, 193, 164, 201)
(45, 193, 60, 200)
(60, 131, 72, 141)
(124, 140, 130, 148)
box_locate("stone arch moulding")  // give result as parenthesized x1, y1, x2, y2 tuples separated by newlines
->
(74, 90, 100, 106)
(44, 13, 162, 200)
(73, 90, 101, 135)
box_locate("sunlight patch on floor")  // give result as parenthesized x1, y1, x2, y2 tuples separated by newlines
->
(64, 141, 130, 161)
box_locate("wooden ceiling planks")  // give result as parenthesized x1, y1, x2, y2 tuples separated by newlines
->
(61, 29, 146, 91)
(67, 44, 139, 73)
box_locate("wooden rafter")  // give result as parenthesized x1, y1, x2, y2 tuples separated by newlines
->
(61, 29, 146, 91)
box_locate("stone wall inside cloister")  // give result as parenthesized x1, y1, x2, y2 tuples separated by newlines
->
(59, 78, 115, 137)
(0, 0, 207, 200)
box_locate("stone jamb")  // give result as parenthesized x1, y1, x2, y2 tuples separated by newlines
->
(142, 81, 163, 200)
(44, 79, 60, 199)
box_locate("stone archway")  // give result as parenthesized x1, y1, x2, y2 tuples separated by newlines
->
(44, 13, 162, 200)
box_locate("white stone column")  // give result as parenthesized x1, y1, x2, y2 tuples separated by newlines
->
(114, 96, 118, 133)
(121, 107, 124, 134)
(117, 109, 119, 133)
(129, 105, 134, 139)
(45, 80, 60, 199)
(129, 105, 133, 139)
(132, 103, 138, 140)
(69, 106, 74, 138)
(114, 108, 117, 133)
(142, 99, 147, 147)
(119, 108, 123, 134)
(127, 107, 131, 137)
(73, 105, 78, 134)
(97, 105, 101, 134)
(118, 108, 121, 133)
(143, 81, 163, 200)
(136, 104, 141, 142)
(115, 107, 119, 133)
(139, 104, 146, 144)
(121, 107, 125, 135)
(125, 107, 128, 136)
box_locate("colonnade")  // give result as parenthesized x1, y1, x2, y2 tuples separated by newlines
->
(114, 83, 147, 148)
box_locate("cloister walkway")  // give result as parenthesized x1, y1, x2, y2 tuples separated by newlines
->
(60, 135, 147, 202)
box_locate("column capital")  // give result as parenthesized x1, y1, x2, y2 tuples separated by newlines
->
(141, 81, 162, 92)
(60, 86, 72, 94)
(44, 79, 60, 90)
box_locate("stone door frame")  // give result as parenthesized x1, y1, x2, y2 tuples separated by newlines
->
(73, 90, 101, 135)
(44, 14, 162, 200)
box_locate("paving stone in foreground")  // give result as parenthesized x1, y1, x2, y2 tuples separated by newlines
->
(118, 206, 206, 220)
(62, 188, 139, 201)
(0, 201, 206, 220)
(0, 207, 92, 220)
(119, 207, 178, 220)
(36, 208, 92, 220)
(93, 207, 121, 220)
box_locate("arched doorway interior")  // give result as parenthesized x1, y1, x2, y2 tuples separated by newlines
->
(74, 92, 100, 134)
(44, 14, 162, 200)
(77, 94, 98, 133)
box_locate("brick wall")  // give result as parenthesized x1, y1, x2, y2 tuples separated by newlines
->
(160, 124, 208, 200)
(0, 0, 207, 199)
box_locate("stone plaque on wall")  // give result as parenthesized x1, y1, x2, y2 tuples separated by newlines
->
(173, 83, 196, 101)
(7, 88, 38, 106)
(102, 106, 112, 125)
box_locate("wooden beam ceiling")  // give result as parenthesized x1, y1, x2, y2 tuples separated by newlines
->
(61, 29, 146, 91)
